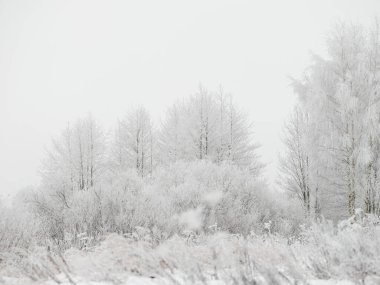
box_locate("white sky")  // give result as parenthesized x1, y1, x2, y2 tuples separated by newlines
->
(0, 0, 379, 199)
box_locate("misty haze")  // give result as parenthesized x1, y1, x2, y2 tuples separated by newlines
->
(1, 1, 380, 284)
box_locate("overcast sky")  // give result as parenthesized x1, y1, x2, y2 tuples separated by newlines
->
(0, 0, 379, 199)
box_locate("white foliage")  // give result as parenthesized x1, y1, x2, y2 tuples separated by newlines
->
(203, 191, 223, 207)
(178, 207, 203, 231)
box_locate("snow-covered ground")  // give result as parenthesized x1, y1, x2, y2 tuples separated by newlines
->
(1, 274, 379, 285)
(1, 218, 380, 285)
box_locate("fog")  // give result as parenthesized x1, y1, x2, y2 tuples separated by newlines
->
(0, 0, 379, 199)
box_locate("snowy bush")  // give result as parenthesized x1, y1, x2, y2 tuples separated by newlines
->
(296, 214, 380, 282)
(29, 160, 288, 247)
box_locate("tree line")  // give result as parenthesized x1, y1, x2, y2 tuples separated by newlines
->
(41, 85, 261, 194)
(24, 86, 271, 247)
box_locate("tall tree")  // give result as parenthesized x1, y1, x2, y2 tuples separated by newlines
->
(111, 106, 155, 177)
(41, 115, 105, 192)
(159, 86, 261, 174)
(290, 22, 380, 219)
(279, 107, 312, 217)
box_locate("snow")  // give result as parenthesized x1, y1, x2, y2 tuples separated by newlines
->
(1, 276, 377, 285)
(178, 207, 203, 231)
(3, 217, 380, 285)
(308, 280, 355, 285)
(203, 191, 223, 207)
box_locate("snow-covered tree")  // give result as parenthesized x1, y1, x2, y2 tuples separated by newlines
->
(361, 20, 380, 215)
(34, 115, 106, 243)
(41, 115, 106, 192)
(290, 22, 380, 219)
(159, 86, 261, 175)
(111, 106, 155, 177)
(279, 107, 313, 217)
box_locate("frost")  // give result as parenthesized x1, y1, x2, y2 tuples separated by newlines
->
(203, 191, 223, 207)
(178, 207, 203, 231)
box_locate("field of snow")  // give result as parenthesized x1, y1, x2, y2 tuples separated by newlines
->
(1, 216, 380, 285)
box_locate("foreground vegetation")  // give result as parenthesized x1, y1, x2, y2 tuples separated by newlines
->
(1, 212, 380, 284)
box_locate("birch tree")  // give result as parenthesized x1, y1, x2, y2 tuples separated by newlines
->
(41, 115, 106, 192)
(111, 106, 155, 177)
(159, 86, 261, 174)
(279, 107, 312, 216)
(291, 22, 380, 219)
